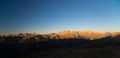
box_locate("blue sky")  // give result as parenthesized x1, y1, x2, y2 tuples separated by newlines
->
(0, 0, 120, 34)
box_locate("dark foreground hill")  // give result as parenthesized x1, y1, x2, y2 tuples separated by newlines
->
(1, 38, 120, 58)
(18, 44, 120, 58)
(0, 30, 120, 58)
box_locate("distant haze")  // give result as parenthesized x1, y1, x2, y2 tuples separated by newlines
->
(0, 0, 120, 34)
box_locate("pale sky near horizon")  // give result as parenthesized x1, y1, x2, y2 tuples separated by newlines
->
(0, 0, 120, 34)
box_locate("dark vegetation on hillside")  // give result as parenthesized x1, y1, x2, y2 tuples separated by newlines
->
(0, 30, 120, 58)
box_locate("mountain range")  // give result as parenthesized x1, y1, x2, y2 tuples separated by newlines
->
(0, 30, 120, 58)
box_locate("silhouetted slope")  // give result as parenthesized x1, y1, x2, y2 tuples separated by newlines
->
(18, 45, 120, 58)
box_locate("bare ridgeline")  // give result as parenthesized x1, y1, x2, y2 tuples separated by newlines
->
(0, 30, 120, 58)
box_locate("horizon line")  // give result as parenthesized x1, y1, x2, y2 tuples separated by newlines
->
(0, 29, 120, 35)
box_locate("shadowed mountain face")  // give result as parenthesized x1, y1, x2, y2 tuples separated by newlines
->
(0, 30, 120, 58)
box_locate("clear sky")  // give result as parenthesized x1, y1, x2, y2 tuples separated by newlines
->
(0, 0, 120, 34)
